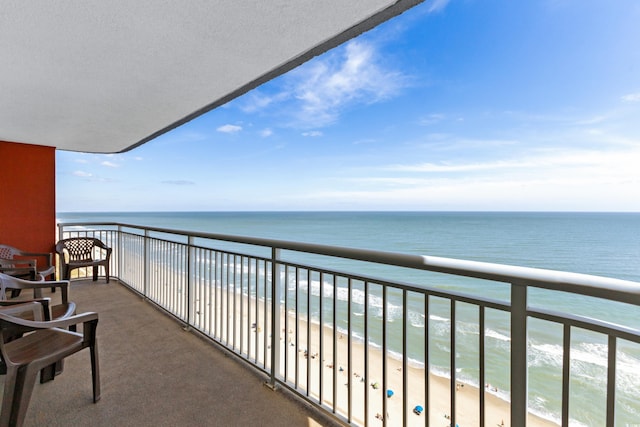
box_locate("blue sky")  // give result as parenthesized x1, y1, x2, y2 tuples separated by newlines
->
(57, 0, 640, 212)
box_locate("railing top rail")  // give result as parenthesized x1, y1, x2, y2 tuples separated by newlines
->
(58, 221, 640, 305)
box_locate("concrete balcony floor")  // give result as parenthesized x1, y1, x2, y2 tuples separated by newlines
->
(2, 279, 338, 427)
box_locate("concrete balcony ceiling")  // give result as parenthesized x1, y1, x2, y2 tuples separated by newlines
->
(1, 1, 422, 154)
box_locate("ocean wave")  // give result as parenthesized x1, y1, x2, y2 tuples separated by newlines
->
(528, 340, 640, 404)
(485, 328, 511, 342)
(429, 314, 450, 322)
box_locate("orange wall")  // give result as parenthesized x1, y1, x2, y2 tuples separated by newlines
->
(0, 140, 56, 255)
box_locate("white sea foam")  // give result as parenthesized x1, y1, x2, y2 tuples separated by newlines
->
(408, 310, 425, 328)
(485, 328, 511, 342)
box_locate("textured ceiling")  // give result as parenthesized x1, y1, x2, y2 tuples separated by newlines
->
(1, 1, 421, 153)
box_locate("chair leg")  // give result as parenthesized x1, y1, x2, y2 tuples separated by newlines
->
(0, 366, 19, 427)
(39, 364, 55, 383)
(90, 343, 101, 402)
(105, 263, 110, 283)
(39, 359, 64, 384)
(9, 365, 40, 427)
(92, 266, 98, 281)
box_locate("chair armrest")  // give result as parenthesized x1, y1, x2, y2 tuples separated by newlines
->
(0, 274, 69, 290)
(19, 251, 54, 267)
(0, 298, 53, 320)
(0, 310, 97, 330)
(0, 257, 36, 268)
(0, 301, 47, 321)
(54, 301, 77, 320)
(94, 241, 113, 259)
(93, 240, 111, 251)
(38, 265, 56, 277)
(0, 273, 70, 302)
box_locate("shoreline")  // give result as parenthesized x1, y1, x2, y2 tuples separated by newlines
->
(217, 288, 560, 427)
(275, 313, 559, 427)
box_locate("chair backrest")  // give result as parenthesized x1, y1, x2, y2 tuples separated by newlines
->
(56, 238, 101, 262)
(0, 245, 19, 260)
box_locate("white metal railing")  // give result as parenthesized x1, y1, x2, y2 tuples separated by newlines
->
(57, 222, 640, 427)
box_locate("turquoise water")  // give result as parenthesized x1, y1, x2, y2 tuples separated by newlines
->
(58, 211, 640, 426)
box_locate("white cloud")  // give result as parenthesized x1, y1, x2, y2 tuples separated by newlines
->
(217, 124, 242, 133)
(73, 171, 92, 177)
(317, 176, 634, 211)
(101, 161, 119, 168)
(237, 40, 409, 129)
(419, 114, 446, 126)
(621, 92, 640, 102)
(302, 131, 323, 137)
(162, 180, 195, 186)
(426, 0, 451, 13)
(289, 41, 406, 127)
(260, 128, 273, 137)
(241, 92, 289, 113)
(386, 147, 640, 175)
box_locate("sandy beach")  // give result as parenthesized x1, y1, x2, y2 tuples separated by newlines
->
(276, 312, 557, 427)
(201, 286, 559, 427)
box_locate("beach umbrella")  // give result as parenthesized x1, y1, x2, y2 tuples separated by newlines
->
(386, 389, 394, 398)
(413, 405, 423, 415)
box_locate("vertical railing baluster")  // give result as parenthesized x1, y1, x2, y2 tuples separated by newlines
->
(511, 284, 528, 427)
(117, 225, 122, 279)
(228, 252, 231, 344)
(332, 274, 338, 414)
(479, 305, 486, 427)
(207, 250, 212, 335)
(263, 259, 268, 369)
(319, 272, 324, 404)
(144, 229, 149, 299)
(268, 248, 282, 388)
(364, 281, 369, 426)
(561, 323, 571, 426)
(606, 335, 617, 427)
(348, 278, 353, 423)
(186, 236, 193, 329)
(450, 299, 456, 427)
(295, 266, 300, 389)
(425, 295, 430, 427)
(382, 286, 388, 427)
(402, 289, 408, 427)
(306, 269, 311, 396)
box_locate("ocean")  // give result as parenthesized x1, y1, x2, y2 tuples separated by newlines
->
(57, 211, 640, 426)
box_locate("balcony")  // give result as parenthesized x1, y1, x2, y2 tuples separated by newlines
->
(23, 222, 640, 426)
(18, 278, 334, 427)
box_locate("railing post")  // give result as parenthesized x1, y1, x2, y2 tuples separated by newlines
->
(511, 283, 528, 426)
(268, 247, 281, 389)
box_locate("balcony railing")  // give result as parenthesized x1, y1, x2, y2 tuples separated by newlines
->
(57, 222, 640, 427)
